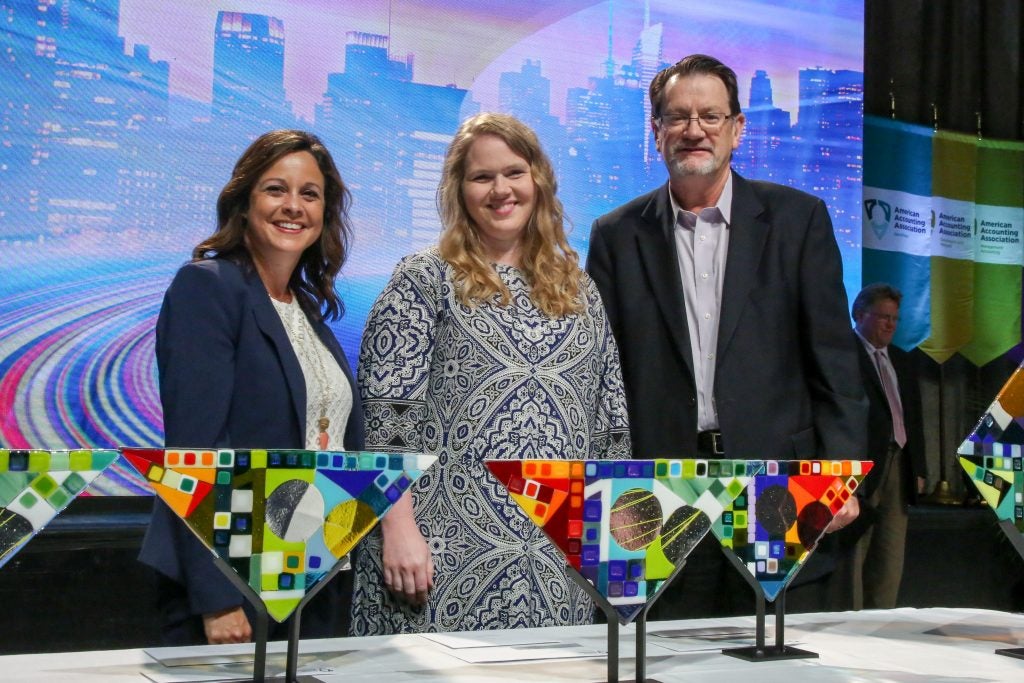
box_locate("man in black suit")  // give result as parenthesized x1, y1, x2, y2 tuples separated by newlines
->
(586, 54, 868, 617)
(833, 282, 926, 609)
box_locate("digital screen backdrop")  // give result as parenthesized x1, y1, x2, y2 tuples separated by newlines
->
(0, 0, 864, 493)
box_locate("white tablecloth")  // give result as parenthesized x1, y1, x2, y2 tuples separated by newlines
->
(3, 607, 1023, 682)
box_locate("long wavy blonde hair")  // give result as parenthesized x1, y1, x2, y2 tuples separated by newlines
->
(438, 113, 583, 317)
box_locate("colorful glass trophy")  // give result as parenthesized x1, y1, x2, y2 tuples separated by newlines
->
(715, 458, 873, 661)
(0, 448, 120, 568)
(486, 458, 759, 683)
(122, 448, 436, 683)
(957, 362, 1024, 660)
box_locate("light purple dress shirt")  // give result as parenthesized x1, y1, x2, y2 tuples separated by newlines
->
(670, 174, 733, 431)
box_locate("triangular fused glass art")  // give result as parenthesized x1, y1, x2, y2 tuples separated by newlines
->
(958, 362, 1024, 549)
(0, 449, 120, 568)
(485, 458, 759, 624)
(122, 448, 436, 622)
(712, 459, 873, 601)
(958, 362, 1024, 459)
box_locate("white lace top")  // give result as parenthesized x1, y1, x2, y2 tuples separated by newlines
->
(270, 296, 353, 450)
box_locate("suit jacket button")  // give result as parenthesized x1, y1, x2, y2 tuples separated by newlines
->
(688, 397, 696, 406)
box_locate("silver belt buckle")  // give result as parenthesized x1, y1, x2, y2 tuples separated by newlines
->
(711, 431, 724, 455)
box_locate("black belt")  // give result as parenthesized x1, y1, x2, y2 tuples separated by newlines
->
(697, 430, 724, 457)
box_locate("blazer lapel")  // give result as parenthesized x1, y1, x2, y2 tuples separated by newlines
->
(311, 316, 357, 406)
(248, 273, 307, 436)
(717, 173, 769, 358)
(858, 341, 885, 397)
(636, 185, 695, 380)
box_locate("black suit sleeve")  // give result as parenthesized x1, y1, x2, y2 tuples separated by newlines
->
(798, 199, 869, 459)
(143, 260, 246, 617)
(586, 219, 620, 338)
(157, 261, 242, 447)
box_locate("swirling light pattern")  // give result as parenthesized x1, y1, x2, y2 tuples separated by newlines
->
(0, 258, 173, 494)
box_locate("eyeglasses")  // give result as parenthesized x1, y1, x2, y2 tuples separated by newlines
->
(658, 112, 735, 132)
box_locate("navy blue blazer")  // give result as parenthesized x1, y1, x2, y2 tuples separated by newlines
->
(587, 172, 868, 461)
(140, 257, 364, 641)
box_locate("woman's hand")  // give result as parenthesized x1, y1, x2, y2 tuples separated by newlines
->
(202, 605, 252, 644)
(380, 491, 433, 605)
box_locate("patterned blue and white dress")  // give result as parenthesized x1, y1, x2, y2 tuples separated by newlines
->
(350, 247, 631, 634)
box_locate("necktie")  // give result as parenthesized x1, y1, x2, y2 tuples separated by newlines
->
(875, 349, 906, 448)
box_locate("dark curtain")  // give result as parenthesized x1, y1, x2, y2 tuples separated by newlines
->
(865, 0, 1023, 140)
(863, 0, 1024, 497)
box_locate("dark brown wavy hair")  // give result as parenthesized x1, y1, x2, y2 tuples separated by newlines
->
(438, 113, 583, 317)
(649, 54, 742, 120)
(192, 129, 353, 320)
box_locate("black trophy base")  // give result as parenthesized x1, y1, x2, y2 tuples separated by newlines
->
(590, 679, 663, 683)
(721, 644, 818, 662)
(995, 647, 1024, 660)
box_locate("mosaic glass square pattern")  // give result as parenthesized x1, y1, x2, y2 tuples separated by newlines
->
(959, 361, 1024, 536)
(0, 449, 120, 568)
(959, 362, 1024, 459)
(959, 454, 1024, 534)
(122, 448, 435, 622)
(485, 458, 761, 624)
(712, 459, 873, 601)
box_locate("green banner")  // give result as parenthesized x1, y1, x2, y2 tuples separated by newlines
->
(960, 139, 1024, 366)
(919, 131, 976, 364)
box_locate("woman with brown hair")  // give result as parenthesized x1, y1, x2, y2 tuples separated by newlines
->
(350, 113, 630, 634)
(141, 129, 364, 644)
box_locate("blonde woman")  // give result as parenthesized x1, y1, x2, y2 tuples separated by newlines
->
(350, 113, 630, 634)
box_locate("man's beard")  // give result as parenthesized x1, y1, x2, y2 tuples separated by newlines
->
(666, 146, 719, 178)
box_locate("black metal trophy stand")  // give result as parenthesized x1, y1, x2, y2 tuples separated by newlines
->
(993, 519, 1024, 660)
(210, 555, 349, 682)
(719, 550, 816, 661)
(566, 560, 687, 683)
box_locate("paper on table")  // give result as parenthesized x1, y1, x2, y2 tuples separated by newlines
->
(924, 622, 1024, 645)
(140, 642, 349, 682)
(145, 640, 351, 667)
(444, 639, 680, 664)
(140, 655, 336, 683)
(650, 625, 754, 641)
(445, 642, 602, 664)
(419, 631, 560, 650)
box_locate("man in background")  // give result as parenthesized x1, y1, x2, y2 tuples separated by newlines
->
(834, 282, 926, 609)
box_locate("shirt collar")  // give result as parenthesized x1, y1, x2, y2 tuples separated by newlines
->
(670, 171, 734, 228)
(855, 328, 887, 355)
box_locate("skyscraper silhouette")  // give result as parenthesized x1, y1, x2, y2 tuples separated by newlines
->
(632, 13, 663, 167)
(738, 70, 792, 181)
(316, 32, 466, 255)
(499, 60, 560, 150)
(212, 12, 291, 129)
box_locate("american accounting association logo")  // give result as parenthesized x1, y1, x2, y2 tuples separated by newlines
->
(864, 198, 892, 240)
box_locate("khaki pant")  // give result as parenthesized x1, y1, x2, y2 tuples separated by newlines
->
(835, 444, 908, 610)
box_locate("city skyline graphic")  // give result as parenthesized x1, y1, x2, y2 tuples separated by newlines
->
(0, 0, 864, 493)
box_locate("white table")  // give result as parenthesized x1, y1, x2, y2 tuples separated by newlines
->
(3, 607, 1023, 682)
